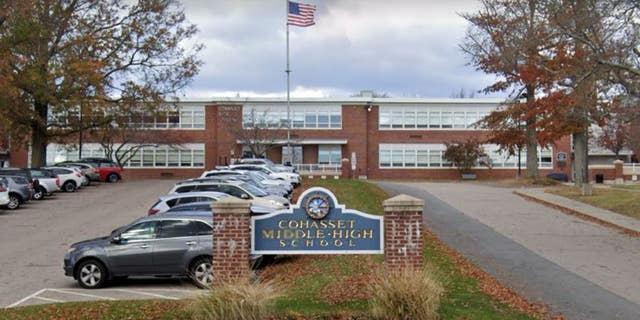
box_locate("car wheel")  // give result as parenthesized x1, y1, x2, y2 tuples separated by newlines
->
(190, 257, 213, 289)
(63, 181, 76, 192)
(76, 259, 107, 289)
(33, 187, 46, 200)
(6, 194, 21, 210)
(107, 173, 119, 183)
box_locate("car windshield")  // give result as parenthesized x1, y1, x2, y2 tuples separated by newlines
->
(248, 172, 265, 182)
(241, 182, 268, 197)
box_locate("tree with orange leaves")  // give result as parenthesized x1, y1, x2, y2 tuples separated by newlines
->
(0, 0, 202, 167)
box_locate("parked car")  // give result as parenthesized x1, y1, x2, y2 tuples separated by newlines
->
(64, 211, 265, 288)
(168, 179, 289, 210)
(77, 158, 122, 183)
(0, 177, 9, 207)
(0, 168, 40, 194)
(198, 172, 291, 199)
(200, 170, 292, 192)
(44, 167, 84, 192)
(147, 191, 229, 215)
(230, 164, 301, 187)
(1, 176, 33, 210)
(164, 201, 274, 216)
(29, 168, 60, 200)
(238, 158, 297, 173)
(55, 162, 100, 184)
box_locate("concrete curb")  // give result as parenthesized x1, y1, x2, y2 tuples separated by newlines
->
(513, 190, 640, 238)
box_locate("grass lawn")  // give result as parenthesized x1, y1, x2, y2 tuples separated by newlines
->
(1, 179, 547, 320)
(546, 186, 640, 220)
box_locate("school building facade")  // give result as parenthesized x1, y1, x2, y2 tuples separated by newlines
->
(5, 97, 581, 180)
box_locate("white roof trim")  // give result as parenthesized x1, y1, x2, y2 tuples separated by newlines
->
(236, 139, 347, 145)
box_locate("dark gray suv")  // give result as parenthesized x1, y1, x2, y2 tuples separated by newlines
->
(64, 212, 263, 289)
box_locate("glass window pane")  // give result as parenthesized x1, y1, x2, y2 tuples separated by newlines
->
(405, 149, 416, 167)
(379, 111, 391, 128)
(429, 150, 441, 167)
(293, 111, 304, 128)
(180, 150, 192, 167)
(429, 112, 441, 128)
(441, 112, 453, 128)
(193, 110, 205, 128)
(417, 112, 428, 128)
(155, 149, 167, 167)
(193, 149, 204, 167)
(142, 149, 154, 167)
(417, 150, 428, 167)
(305, 112, 317, 128)
(158, 220, 193, 238)
(168, 149, 179, 167)
(317, 112, 329, 128)
(392, 150, 403, 167)
(330, 112, 341, 128)
(454, 112, 466, 128)
(404, 111, 416, 128)
(380, 149, 391, 167)
(180, 110, 193, 128)
(391, 112, 403, 129)
(121, 221, 156, 241)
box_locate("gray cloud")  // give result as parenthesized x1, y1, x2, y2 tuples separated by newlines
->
(181, 0, 499, 98)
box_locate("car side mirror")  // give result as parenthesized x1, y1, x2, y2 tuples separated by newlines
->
(240, 194, 250, 200)
(110, 236, 122, 244)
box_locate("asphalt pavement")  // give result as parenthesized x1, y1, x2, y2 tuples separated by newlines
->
(375, 181, 640, 320)
(0, 179, 199, 308)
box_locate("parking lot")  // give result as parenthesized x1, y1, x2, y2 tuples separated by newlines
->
(0, 179, 201, 308)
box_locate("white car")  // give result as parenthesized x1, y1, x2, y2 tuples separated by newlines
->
(29, 168, 61, 200)
(230, 164, 301, 187)
(237, 158, 297, 173)
(199, 169, 292, 192)
(0, 177, 9, 207)
(45, 167, 84, 192)
(168, 179, 290, 209)
(147, 191, 229, 215)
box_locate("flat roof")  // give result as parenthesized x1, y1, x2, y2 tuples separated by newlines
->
(179, 97, 506, 105)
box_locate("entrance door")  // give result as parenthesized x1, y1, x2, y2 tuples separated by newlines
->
(282, 146, 303, 164)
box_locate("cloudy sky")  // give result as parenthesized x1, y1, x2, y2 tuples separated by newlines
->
(180, 0, 499, 99)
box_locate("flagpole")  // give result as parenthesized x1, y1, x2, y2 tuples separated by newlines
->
(285, 0, 291, 163)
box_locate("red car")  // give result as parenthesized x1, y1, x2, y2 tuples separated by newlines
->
(78, 158, 123, 182)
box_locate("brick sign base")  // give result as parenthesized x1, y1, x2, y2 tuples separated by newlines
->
(210, 192, 425, 285)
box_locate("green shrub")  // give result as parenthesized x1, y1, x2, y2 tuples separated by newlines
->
(191, 278, 281, 320)
(369, 268, 444, 320)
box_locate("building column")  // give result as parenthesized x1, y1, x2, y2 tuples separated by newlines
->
(211, 197, 252, 284)
(383, 194, 425, 273)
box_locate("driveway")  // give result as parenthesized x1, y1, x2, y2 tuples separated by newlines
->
(376, 181, 640, 320)
(0, 180, 199, 308)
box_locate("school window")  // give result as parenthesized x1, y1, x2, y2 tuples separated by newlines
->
(243, 105, 341, 129)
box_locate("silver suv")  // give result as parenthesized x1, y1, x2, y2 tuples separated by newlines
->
(64, 211, 262, 289)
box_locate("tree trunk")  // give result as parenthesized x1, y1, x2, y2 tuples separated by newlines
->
(573, 130, 590, 187)
(525, 85, 539, 178)
(30, 101, 49, 167)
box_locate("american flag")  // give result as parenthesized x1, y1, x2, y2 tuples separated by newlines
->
(287, 1, 315, 27)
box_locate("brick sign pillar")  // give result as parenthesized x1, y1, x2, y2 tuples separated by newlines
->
(614, 159, 624, 184)
(211, 197, 252, 284)
(383, 194, 425, 273)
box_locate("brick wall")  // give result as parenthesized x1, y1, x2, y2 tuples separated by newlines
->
(211, 197, 252, 284)
(383, 194, 424, 273)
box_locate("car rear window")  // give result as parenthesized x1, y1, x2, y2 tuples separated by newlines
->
(175, 185, 196, 193)
(11, 176, 29, 184)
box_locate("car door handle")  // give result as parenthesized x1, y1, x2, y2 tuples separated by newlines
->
(185, 241, 196, 246)
(139, 244, 149, 249)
